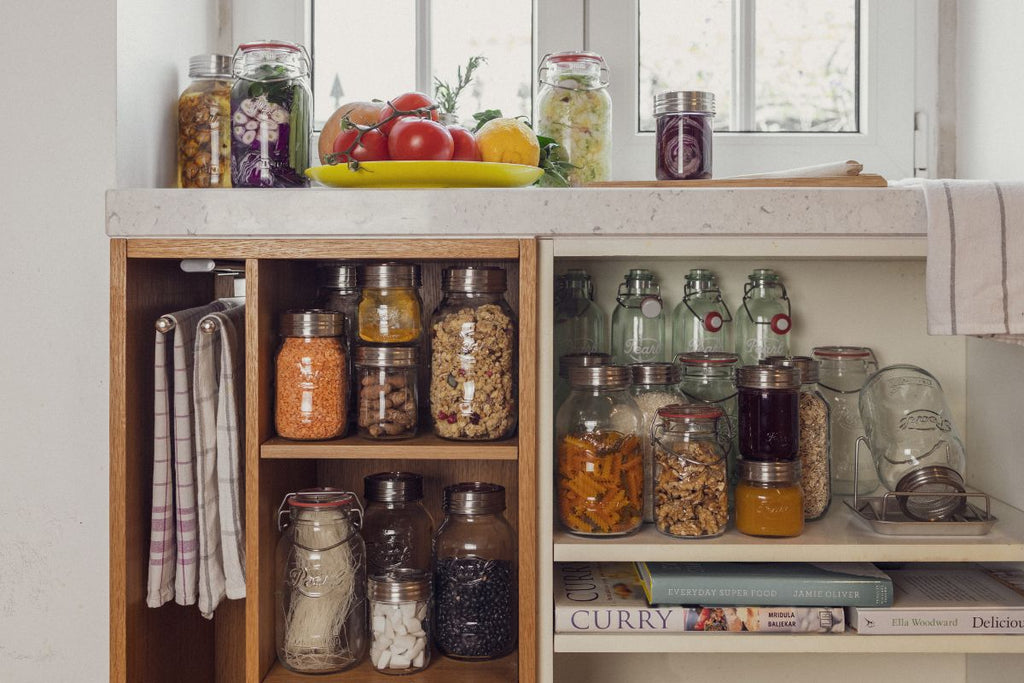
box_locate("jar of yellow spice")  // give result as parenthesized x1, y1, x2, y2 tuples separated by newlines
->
(357, 263, 423, 345)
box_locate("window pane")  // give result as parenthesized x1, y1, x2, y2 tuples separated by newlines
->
(638, 0, 734, 132)
(431, 0, 533, 125)
(755, 0, 858, 131)
(311, 0, 416, 127)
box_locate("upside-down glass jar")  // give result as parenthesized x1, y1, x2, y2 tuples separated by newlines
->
(178, 54, 233, 188)
(368, 569, 432, 674)
(230, 40, 311, 187)
(362, 472, 434, 576)
(275, 310, 348, 441)
(276, 489, 367, 674)
(651, 404, 729, 538)
(556, 365, 643, 536)
(354, 346, 418, 440)
(430, 267, 517, 441)
(433, 483, 517, 660)
(654, 91, 715, 180)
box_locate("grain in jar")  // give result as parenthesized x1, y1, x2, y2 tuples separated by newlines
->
(275, 310, 348, 440)
(629, 362, 684, 523)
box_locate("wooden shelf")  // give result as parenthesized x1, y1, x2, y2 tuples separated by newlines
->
(263, 651, 518, 682)
(261, 433, 519, 460)
(552, 497, 1024, 564)
(553, 632, 1024, 655)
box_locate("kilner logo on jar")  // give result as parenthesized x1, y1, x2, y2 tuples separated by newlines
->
(899, 409, 952, 432)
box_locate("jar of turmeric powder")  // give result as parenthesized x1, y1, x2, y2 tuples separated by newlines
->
(357, 263, 423, 345)
(735, 459, 804, 537)
(275, 310, 349, 440)
(555, 365, 643, 536)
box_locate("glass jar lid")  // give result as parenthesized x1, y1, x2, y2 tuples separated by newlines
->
(739, 459, 801, 484)
(364, 471, 424, 503)
(354, 345, 418, 367)
(568, 364, 632, 389)
(654, 90, 716, 116)
(735, 365, 801, 390)
(442, 266, 507, 293)
(895, 465, 966, 521)
(676, 351, 740, 368)
(539, 51, 609, 89)
(811, 345, 875, 360)
(656, 403, 724, 423)
(279, 309, 344, 337)
(368, 568, 432, 603)
(443, 482, 506, 515)
(764, 355, 820, 384)
(189, 54, 232, 79)
(559, 352, 611, 379)
(360, 262, 421, 289)
(278, 488, 363, 534)
(747, 268, 781, 284)
(317, 261, 358, 290)
(233, 40, 310, 78)
(630, 362, 680, 386)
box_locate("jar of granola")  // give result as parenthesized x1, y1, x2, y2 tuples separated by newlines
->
(275, 310, 348, 440)
(430, 267, 517, 440)
(651, 404, 729, 538)
(354, 346, 418, 440)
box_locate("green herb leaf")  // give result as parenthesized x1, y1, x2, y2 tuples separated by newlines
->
(471, 109, 504, 132)
(434, 55, 486, 114)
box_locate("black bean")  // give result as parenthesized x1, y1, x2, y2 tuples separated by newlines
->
(434, 557, 517, 659)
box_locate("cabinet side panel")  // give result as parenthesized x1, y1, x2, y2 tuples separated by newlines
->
(518, 239, 539, 683)
(110, 240, 126, 683)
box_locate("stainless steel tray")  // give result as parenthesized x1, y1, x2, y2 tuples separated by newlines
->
(844, 491, 997, 536)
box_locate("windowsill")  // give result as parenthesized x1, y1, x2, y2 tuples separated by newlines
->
(105, 185, 926, 239)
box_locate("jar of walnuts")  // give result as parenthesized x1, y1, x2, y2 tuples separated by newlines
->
(651, 404, 729, 538)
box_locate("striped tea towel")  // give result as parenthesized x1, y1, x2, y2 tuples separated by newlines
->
(146, 299, 238, 609)
(921, 179, 1024, 345)
(193, 304, 246, 618)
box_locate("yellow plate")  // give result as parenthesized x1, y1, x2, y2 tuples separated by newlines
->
(306, 161, 543, 188)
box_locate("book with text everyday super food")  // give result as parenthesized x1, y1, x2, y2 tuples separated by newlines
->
(554, 562, 844, 633)
(634, 562, 893, 608)
(849, 565, 1024, 634)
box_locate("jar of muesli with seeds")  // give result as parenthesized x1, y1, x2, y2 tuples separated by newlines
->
(429, 267, 517, 440)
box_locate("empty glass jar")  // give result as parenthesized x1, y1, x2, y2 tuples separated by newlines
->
(671, 268, 733, 356)
(554, 268, 608, 358)
(736, 269, 792, 366)
(362, 472, 434, 576)
(611, 268, 666, 365)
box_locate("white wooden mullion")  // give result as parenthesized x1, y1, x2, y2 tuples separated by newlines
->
(415, 0, 432, 95)
(733, 0, 757, 131)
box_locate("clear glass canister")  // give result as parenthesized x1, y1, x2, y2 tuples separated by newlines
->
(671, 268, 733, 356)
(736, 365, 801, 461)
(369, 569, 432, 674)
(357, 263, 423, 345)
(537, 51, 612, 186)
(362, 471, 434, 576)
(611, 268, 666, 365)
(765, 356, 831, 520)
(316, 261, 360, 422)
(555, 351, 611, 415)
(430, 267, 517, 441)
(556, 365, 643, 536)
(677, 350, 740, 454)
(736, 269, 792, 366)
(554, 268, 608, 358)
(651, 404, 729, 538)
(859, 364, 967, 521)
(654, 90, 715, 180)
(230, 40, 311, 187)
(276, 489, 367, 674)
(275, 310, 348, 440)
(735, 460, 804, 537)
(178, 54, 232, 188)
(629, 362, 684, 524)
(354, 346, 418, 439)
(812, 345, 879, 496)
(433, 483, 517, 660)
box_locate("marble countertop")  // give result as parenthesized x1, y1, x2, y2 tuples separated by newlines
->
(106, 186, 926, 239)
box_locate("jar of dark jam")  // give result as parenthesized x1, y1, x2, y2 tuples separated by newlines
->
(735, 365, 800, 461)
(654, 91, 715, 180)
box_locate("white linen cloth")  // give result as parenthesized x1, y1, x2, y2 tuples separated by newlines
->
(146, 299, 238, 609)
(920, 179, 1024, 345)
(725, 160, 863, 179)
(193, 304, 247, 618)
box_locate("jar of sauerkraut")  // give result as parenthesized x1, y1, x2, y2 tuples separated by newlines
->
(537, 51, 612, 186)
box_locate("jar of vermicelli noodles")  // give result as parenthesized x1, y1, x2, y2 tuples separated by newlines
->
(275, 310, 349, 440)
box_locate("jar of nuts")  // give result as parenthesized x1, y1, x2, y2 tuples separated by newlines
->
(651, 404, 729, 538)
(430, 267, 517, 441)
(354, 346, 418, 440)
(274, 310, 349, 441)
(177, 54, 233, 188)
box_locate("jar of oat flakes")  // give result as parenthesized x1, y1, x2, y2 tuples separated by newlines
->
(430, 267, 517, 441)
(629, 362, 684, 524)
(651, 404, 729, 538)
(765, 356, 831, 520)
(354, 346, 418, 440)
(275, 310, 348, 440)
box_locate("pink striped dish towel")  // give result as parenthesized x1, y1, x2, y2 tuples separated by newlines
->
(147, 299, 239, 609)
(193, 304, 246, 618)
(921, 179, 1024, 345)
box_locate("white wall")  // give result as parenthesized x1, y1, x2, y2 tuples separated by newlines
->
(0, 1, 114, 680)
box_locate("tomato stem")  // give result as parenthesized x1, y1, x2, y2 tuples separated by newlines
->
(324, 100, 439, 168)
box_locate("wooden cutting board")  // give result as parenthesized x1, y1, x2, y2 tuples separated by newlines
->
(586, 174, 888, 188)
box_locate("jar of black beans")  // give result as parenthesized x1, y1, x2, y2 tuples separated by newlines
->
(433, 482, 517, 660)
